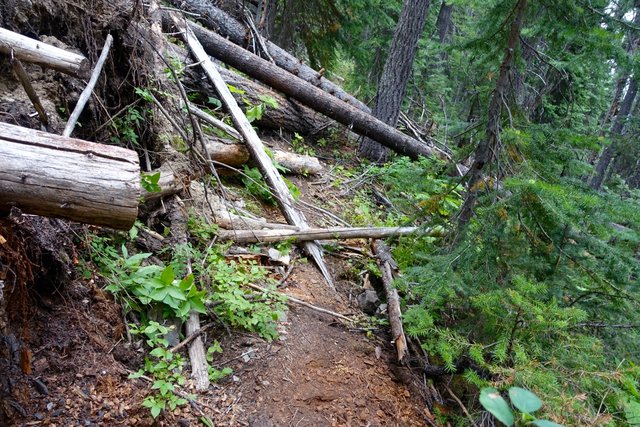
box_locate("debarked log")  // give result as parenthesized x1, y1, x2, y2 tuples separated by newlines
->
(217, 226, 424, 243)
(0, 28, 90, 78)
(205, 140, 323, 175)
(0, 122, 140, 229)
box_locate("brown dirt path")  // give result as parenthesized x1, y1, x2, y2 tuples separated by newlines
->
(217, 262, 431, 426)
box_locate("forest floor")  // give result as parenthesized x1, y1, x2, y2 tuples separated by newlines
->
(1, 183, 433, 427)
(0, 1, 438, 425)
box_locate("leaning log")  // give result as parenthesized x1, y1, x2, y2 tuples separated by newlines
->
(217, 226, 422, 243)
(178, 18, 335, 288)
(170, 1, 370, 112)
(0, 28, 90, 78)
(0, 122, 140, 229)
(173, 19, 438, 160)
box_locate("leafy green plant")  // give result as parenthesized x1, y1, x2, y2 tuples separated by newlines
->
(290, 132, 316, 156)
(241, 166, 299, 205)
(206, 341, 233, 382)
(141, 171, 161, 194)
(90, 242, 206, 320)
(111, 107, 144, 146)
(480, 387, 563, 427)
(129, 321, 189, 418)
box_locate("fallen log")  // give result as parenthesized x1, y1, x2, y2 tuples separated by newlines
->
(206, 140, 323, 174)
(177, 17, 335, 288)
(173, 19, 438, 161)
(189, 64, 326, 134)
(0, 122, 139, 229)
(0, 28, 90, 78)
(218, 226, 424, 244)
(373, 241, 407, 363)
(170, 0, 370, 112)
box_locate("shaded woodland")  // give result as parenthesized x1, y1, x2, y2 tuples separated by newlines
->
(0, 0, 639, 426)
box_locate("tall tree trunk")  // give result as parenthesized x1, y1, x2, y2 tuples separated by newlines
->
(458, 0, 528, 226)
(435, 1, 454, 44)
(359, 0, 431, 162)
(591, 77, 638, 190)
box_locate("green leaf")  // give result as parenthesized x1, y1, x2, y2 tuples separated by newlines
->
(160, 265, 175, 284)
(207, 97, 222, 108)
(532, 420, 565, 427)
(227, 84, 245, 95)
(149, 287, 170, 302)
(480, 388, 514, 426)
(179, 274, 195, 290)
(150, 404, 162, 418)
(200, 416, 214, 427)
(257, 94, 279, 109)
(508, 387, 542, 413)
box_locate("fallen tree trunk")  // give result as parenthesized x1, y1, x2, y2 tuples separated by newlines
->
(0, 28, 90, 78)
(170, 0, 370, 113)
(0, 122, 140, 229)
(178, 18, 335, 288)
(173, 19, 439, 160)
(373, 241, 407, 363)
(188, 64, 326, 134)
(205, 140, 323, 174)
(218, 226, 423, 243)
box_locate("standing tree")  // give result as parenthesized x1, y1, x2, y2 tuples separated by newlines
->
(457, 0, 528, 226)
(591, 1, 640, 190)
(358, 0, 432, 162)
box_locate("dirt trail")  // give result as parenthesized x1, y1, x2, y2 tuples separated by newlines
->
(218, 263, 429, 426)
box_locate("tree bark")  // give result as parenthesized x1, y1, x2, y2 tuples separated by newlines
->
(591, 77, 638, 190)
(179, 47, 326, 134)
(171, 18, 438, 161)
(169, 0, 370, 112)
(0, 28, 90, 78)
(359, 0, 431, 162)
(458, 0, 528, 226)
(0, 122, 140, 229)
(435, 1, 454, 44)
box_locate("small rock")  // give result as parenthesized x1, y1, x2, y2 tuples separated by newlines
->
(357, 290, 379, 315)
(46, 402, 54, 411)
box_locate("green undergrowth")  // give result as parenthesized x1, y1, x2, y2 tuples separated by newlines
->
(80, 221, 286, 419)
(377, 155, 640, 425)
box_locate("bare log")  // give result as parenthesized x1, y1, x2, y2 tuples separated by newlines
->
(170, 0, 370, 112)
(0, 28, 90, 78)
(63, 34, 113, 137)
(218, 226, 423, 243)
(0, 122, 139, 229)
(172, 19, 438, 161)
(205, 140, 322, 174)
(177, 18, 335, 288)
(373, 241, 407, 362)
